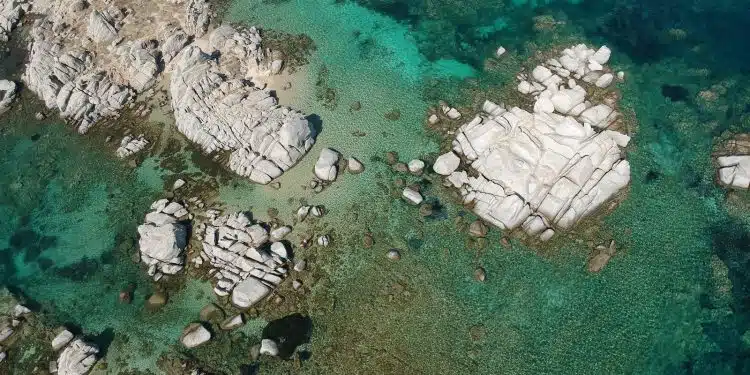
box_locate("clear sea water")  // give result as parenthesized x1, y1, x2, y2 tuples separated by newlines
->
(3, 0, 750, 374)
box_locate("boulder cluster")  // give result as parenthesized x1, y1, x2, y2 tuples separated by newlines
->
(12, 0, 315, 183)
(138, 199, 189, 280)
(198, 212, 292, 308)
(434, 44, 631, 240)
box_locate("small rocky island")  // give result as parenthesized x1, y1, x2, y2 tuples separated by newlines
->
(433, 44, 631, 240)
(6, 0, 316, 184)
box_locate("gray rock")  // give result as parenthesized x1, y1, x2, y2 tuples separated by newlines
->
(231, 277, 271, 309)
(314, 148, 340, 181)
(0, 0, 27, 42)
(116, 39, 160, 92)
(138, 199, 188, 278)
(170, 45, 316, 184)
(181, 323, 211, 348)
(52, 329, 74, 351)
(184, 0, 210, 37)
(116, 134, 149, 158)
(260, 339, 279, 356)
(0, 79, 18, 115)
(57, 339, 98, 375)
(87, 8, 121, 43)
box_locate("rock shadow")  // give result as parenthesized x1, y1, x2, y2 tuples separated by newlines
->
(261, 313, 312, 359)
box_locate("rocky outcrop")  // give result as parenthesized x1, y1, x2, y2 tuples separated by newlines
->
(184, 0, 210, 37)
(0, 79, 18, 116)
(199, 212, 290, 308)
(170, 43, 315, 184)
(181, 323, 211, 348)
(116, 134, 149, 158)
(138, 199, 189, 280)
(87, 8, 122, 43)
(115, 39, 160, 92)
(0, 0, 28, 41)
(160, 23, 190, 65)
(209, 24, 283, 78)
(443, 44, 630, 240)
(715, 134, 750, 189)
(24, 20, 133, 133)
(57, 339, 98, 375)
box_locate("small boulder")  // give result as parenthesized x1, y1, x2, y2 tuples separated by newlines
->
(181, 323, 211, 348)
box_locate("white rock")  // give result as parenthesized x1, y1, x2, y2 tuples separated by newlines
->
(317, 235, 330, 247)
(52, 329, 74, 351)
(446, 107, 461, 120)
(495, 46, 506, 57)
(408, 159, 425, 174)
(170, 43, 315, 184)
(270, 242, 289, 259)
(231, 277, 271, 309)
(138, 199, 188, 276)
(428, 114, 439, 124)
(173, 179, 186, 190)
(433, 152, 461, 175)
(116, 135, 149, 158)
(0, 79, 19, 116)
(0, 0, 26, 42)
(591, 46, 611, 65)
(181, 323, 211, 348)
(270, 226, 292, 241)
(348, 158, 364, 174)
(595, 73, 614, 88)
(443, 44, 630, 239)
(57, 339, 98, 375)
(260, 339, 279, 356)
(314, 148, 340, 181)
(617, 71, 625, 80)
(402, 187, 423, 205)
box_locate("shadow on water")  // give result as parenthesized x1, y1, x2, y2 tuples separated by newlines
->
(262, 314, 313, 359)
(306, 113, 323, 137)
(85, 327, 116, 357)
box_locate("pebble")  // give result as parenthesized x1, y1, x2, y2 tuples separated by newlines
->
(292, 280, 302, 290)
(496, 46, 506, 57)
(293, 259, 306, 272)
(387, 249, 401, 261)
(474, 267, 486, 282)
(270, 182, 281, 190)
(469, 220, 488, 238)
(348, 158, 364, 174)
(419, 203, 433, 217)
(393, 163, 409, 173)
(408, 159, 425, 174)
(317, 235, 330, 247)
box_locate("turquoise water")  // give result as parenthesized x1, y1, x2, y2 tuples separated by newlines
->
(2, 0, 750, 374)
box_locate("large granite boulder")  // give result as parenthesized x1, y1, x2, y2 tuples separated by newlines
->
(24, 20, 132, 133)
(160, 23, 190, 65)
(0, 79, 18, 116)
(138, 199, 189, 279)
(170, 45, 316, 184)
(87, 7, 122, 43)
(57, 339, 98, 375)
(0, 0, 28, 42)
(200, 212, 289, 307)
(445, 44, 630, 241)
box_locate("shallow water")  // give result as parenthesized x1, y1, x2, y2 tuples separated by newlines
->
(2, 0, 750, 374)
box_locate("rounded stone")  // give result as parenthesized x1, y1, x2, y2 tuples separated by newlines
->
(385, 152, 399, 165)
(474, 267, 486, 282)
(387, 249, 401, 261)
(469, 220, 488, 238)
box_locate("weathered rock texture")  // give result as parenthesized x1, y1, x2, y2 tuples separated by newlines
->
(170, 41, 315, 184)
(0, 0, 27, 41)
(57, 339, 98, 375)
(715, 134, 750, 189)
(116, 134, 149, 158)
(200, 212, 290, 308)
(138, 199, 189, 279)
(0, 79, 18, 115)
(19, 0, 315, 182)
(442, 44, 631, 240)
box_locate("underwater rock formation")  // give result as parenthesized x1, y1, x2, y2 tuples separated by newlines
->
(441, 44, 631, 240)
(715, 134, 750, 189)
(138, 199, 189, 280)
(115, 134, 149, 158)
(199, 212, 290, 308)
(0, 79, 18, 116)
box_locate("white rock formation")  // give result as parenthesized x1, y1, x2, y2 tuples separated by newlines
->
(170, 43, 316, 184)
(57, 339, 98, 375)
(87, 8, 122, 43)
(0, 0, 28, 41)
(181, 323, 211, 348)
(138, 199, 189, 279)
(116, 134, 149, 158)
(446, 44, 630, 240)
(52, 329, 74, 351)
(260, 338, 279, 356)
(24, 20, 133, 134)
(715, 135, 750, 189)
(408, 159, 425, 174)
(184, 0, 210, 37)
(314, 148, 340, 181)
(348, 157, 364, 174)
(200, 212, 289, 307)
(209, 24, 282, 78)
(115, 39, 160, 92)
(433, 151, 461, 175)
(0, 79, 18, 116)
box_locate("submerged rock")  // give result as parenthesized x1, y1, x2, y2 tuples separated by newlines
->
(116, 134, 149, 158)
(446, 44, 631, 240)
